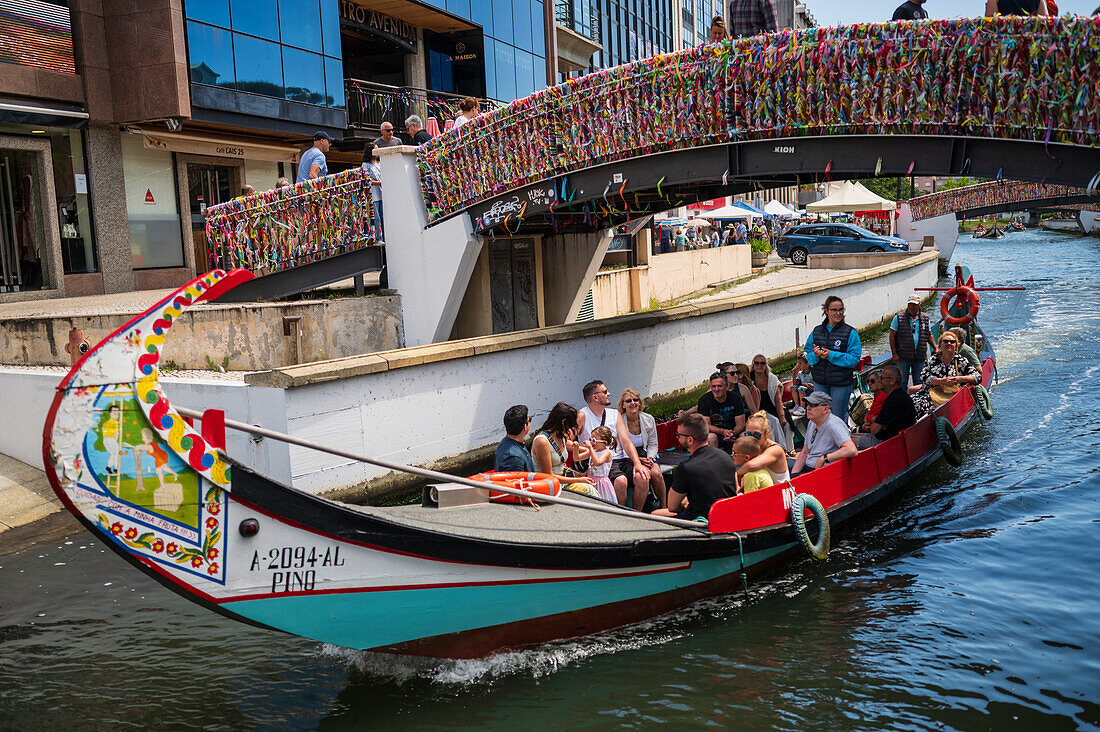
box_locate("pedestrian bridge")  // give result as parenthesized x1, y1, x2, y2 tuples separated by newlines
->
(419, 16, 1100, 235)
(907, 180, 1100, 221)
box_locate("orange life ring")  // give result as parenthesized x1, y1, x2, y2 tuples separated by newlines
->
(469, 471, 562, 504)
(940, 285, 980, 325)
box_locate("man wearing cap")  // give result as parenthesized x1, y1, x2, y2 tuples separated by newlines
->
(889, 293, 933, 388)
(791, 392, 857, 475)
(297, 131, 333, 183)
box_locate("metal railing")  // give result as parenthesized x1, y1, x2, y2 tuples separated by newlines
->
(345, 79, 499, 133)
(555, 0, 602, 43)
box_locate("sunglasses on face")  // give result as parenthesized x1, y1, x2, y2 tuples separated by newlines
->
(743, 431, 763, 439)
(623, 398, 640, 404)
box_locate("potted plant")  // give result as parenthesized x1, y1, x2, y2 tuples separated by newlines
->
(750, 235, 771, 267)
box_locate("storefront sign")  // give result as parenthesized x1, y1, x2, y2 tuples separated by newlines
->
(339, 2, 418, 53)
(142, 133, 298, 163)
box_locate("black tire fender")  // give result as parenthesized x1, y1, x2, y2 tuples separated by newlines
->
(974, 384, 993, 421)
(935, 416, 963, 467)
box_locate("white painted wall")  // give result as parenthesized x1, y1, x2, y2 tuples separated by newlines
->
(0, 370, 293, 485)
(377, 145, 482, 347)
(896, 202, 958, 261)
(278, 255, 938, 494)
(1080, 211, 1099, 234)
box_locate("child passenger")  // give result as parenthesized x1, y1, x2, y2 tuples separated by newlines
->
(791, 355, 814, 414)
(732, 436, 775, 495)
(586, 427, 619, 503)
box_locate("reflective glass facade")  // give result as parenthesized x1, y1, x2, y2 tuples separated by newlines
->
(183, 0, 344, 108)
(419, 0, 547, 101)
(589, 0, 675, 71)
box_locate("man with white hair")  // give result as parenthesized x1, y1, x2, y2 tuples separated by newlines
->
(405, 115, 432, 145)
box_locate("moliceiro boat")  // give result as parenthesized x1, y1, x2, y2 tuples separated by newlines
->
(42, 269, 996, 659)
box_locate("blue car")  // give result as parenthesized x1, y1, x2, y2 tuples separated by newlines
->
(776, 223, 910, 265)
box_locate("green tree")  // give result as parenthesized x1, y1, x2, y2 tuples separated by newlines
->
(934, 176, 991, 192)
(856, 177, 918, 201)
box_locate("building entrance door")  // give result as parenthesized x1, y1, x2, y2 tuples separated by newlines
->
(489, 238, 539, 334)
(187, 164, 231, 273)
(0, 150, 43, 292)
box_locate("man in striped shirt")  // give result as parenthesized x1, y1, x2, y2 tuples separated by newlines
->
(729, 0, 778, 38)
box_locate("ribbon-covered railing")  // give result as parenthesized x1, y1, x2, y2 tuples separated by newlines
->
(908, 180, 1099, 220)
(204, 168, 376, 276)
(418, 16, 1100, 224)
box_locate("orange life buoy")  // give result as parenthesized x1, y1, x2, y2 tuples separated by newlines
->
(469, 471, 562, 504)
(940, 285, 980, 325)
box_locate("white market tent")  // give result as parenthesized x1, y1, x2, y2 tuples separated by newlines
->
(805, 180, 897, 213)
(764, 199, 796, 218)
(699, 204, 763, 219)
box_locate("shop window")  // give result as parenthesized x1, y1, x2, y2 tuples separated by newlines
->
(49, 130, 98, 275)
(233, 34, 283, 98)
(284, 47, 326, 105)
(230, 0, 278, 41)
(187, 21, 235, 87)
(278, 0, 322, 53)
(120, 135, 185, 270)
(185, 0, 230, 27)
(0, 149, 45, 290)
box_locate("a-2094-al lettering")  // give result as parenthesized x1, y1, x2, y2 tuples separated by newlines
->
(250, 545, 345, 572)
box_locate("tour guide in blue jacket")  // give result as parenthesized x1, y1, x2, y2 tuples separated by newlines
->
(804, 295, 862, 424)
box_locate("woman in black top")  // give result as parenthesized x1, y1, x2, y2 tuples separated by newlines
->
(985, 0, 1048, 16)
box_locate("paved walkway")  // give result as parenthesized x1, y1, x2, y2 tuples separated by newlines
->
(693, 260, 847, 303)
(0, 454, 76, 555)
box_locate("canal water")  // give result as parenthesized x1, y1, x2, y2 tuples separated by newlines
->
(2, 230, 1098, 730)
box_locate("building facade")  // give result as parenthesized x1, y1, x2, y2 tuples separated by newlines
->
(0, 0, 562, 302)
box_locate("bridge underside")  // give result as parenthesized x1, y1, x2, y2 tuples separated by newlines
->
(466, 135, 1100, 236)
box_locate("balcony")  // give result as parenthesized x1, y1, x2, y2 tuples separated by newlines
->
(553, 0, 603, 75)
(344, 80, 499, 135)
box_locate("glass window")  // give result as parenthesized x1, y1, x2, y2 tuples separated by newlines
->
(483, 37, 497, 100)
(120, 134, 184, 269)
(186, 21, 235, 87)
(233, 34, 283, 97)
(283, 47, 325, 104)
(320, 0, 340, 57)
(514, 49, 534, 99)
(184, 0, 230, 28)
(532, 1, 545, 55)
(491, 0, 513, 44)
(448, 0, 472, 17)
(513, 0, 532, 49)
(494, 41, 515, 100)
(279, 0, 322, 52)
(324, 56, 345, 107)
(470, 0, 493, 35)
(230, 0, 279, 40)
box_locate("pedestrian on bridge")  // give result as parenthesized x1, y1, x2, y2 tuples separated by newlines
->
(892, 0, 929, 20)
(296, 131, 333, 184)
(728, 0, 778, 38)
(985, 0, 1049, 15)
(708, 16, 728, 42)
(404, 115, 432, 145)
(361, 143, 384, 241)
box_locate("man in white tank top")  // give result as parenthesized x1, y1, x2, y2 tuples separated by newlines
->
(577, 380, 649, 500)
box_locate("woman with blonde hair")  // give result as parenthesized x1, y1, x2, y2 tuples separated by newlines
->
(734, 411, 791, 490)
(750, 354, 793, 451)
(611, 389, 666, 509)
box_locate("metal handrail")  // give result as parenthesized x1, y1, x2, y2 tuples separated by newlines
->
(345, 79, 500, 132)
(554, 0, 601, 43)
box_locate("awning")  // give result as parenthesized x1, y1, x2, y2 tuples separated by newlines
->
(806, 180, 897, 213)
(0, 99, 88, 129)
(141, 131, 301, 163)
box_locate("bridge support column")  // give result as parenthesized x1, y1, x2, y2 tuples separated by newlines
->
(377, 145, 482, 347)
(541, 230, 614, 324)
(1079, 211, 1099, 234)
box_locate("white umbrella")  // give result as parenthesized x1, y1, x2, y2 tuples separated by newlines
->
(764, 199, 796, 218)
(684, 218, 712, 227)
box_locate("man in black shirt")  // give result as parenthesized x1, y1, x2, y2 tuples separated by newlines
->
(404, 115, 433, 145)
(862, 364, 917, 446)
(892, 0, 928, 20)
(653, 414, 735, 522)
(688, 373, 747, 452)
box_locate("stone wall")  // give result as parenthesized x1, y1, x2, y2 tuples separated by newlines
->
(0, 295, 403, 371)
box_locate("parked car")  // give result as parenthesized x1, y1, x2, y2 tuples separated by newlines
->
(776, 223, 910, 265)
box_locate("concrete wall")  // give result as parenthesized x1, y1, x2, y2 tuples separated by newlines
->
(243, 251, 938, 500)
(0, 370, 292, 485)
(0, 295, 403, 370)
(541, 231, 613, 324)
(809, 251, 920, 270)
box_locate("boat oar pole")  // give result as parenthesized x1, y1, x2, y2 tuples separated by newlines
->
(174, 406, 713, 534)
(914, 287, 1026, 291)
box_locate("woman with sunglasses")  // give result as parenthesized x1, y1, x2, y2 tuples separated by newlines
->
(749, 354, 794, 451)
(911, 332, 980, 416)
(716, 361, 760, 414)
(733, 411, 791, 489)
(611, 389, 667, 509)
